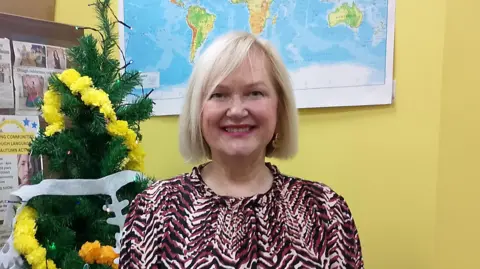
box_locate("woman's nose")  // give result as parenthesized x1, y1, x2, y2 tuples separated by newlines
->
(226, 97, 248, 118)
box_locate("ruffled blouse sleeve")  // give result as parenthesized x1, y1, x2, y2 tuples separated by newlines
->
(119, 193, 158, 269)
(327, 196, 364, 269)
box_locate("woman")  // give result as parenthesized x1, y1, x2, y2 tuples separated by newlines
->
(120, 32, 364, 268)
(25, 79, 42, 108)
(25, 80, 36, 108)
(0, 67, 4, 83)
(53, 50, 62, 69)
(17, 154, 31, 186)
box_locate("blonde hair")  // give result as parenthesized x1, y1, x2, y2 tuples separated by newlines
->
(178, 31, 299, 163)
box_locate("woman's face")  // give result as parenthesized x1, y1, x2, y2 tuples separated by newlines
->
(18, 154, 31, 184)
(201, 48, 278, 160)
(34, 81, 42, 95)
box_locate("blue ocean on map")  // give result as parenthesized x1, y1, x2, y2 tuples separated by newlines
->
(122, 0, 390, 97)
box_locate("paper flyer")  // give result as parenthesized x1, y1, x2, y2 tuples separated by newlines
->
(0, 38, 14, 109)
(0, 115, 42, 246)
(12, 41, 67, 115)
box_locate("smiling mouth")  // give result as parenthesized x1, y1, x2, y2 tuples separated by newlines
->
(223, 126, 255, 133)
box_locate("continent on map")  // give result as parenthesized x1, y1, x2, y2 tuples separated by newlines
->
(328, 3, 363, 29)
(186, 6, 216, 62)
(170, 0, 184, 7)
(231, 0, 273, 35)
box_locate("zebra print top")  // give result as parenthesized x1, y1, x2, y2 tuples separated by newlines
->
(119, 163, 364, 268)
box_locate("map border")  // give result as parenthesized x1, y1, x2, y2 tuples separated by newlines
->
(118, 0, 396, 116)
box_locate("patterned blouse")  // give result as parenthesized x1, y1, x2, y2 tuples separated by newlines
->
(119, 163, 364, 268)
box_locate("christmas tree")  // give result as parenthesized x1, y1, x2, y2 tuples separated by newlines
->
(11, 0, 153, 268)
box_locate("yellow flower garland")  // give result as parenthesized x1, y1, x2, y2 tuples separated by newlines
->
(78, 240, 119, 269)
(42, 69, 145, 172)
(13, 206, 59, 269)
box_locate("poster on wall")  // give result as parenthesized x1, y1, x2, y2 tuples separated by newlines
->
(119, 0, 396, 115)
(0, 38, 14, 109)
(0, 115, 42, 245)
(12, 41, 68, 115)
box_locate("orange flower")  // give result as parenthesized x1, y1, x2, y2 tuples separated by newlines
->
(97, 245, 119, 265)
(78, 240, 101, 264)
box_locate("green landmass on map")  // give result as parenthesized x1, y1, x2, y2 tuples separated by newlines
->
(231, 0, 273, 35)
(328, 2, 363, 28)
(186, 5, 216, 62)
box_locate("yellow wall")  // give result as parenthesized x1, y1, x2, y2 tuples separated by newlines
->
(435, 0, 480, 268)
(54, 0, 480, 268)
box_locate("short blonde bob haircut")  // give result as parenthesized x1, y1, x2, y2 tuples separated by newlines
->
(178, 31, 299, 163)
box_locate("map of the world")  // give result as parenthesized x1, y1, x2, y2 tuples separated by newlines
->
(119, 0, 395, 115)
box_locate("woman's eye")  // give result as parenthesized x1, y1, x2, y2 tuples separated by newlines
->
(250, 91, 264, 97)
(209, 93, 224, 99)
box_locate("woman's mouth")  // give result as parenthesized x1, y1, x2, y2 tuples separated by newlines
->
(222, 125, 255, 136)
(224, 127, 251, 133)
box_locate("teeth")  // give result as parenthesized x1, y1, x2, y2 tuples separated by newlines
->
(225, 127, 250, 133)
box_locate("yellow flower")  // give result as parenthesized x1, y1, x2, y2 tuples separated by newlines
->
(119, 157, 130, 168)
(45, 122, 65, 137)
(70, 76, 93, 95)
(128, 144, 145, 163)
(42, 105, 63, 125)
(107, 120, 129, 136)
(81, 88, 110, 107)
(58, 69, 81, 87)
(13, 219, 36, 237)
(46, 260, 58, 269)
(13, 234, 39, 254)
(43, 90, 61, 107)
(100, 104, 116, 121)
(42, 89, 65, 136)
(124, 144, 145, 172)
(13, 204, 58, 269)
(124, 129, 138, 149)
(25, 246, 46, 266)
(79, 240, 102, 264)
(44, 72, 147, 173)
(125, 159, 144, 172)
(17, 206, 37, 221)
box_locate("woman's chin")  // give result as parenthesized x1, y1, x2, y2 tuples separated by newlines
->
(217, 147, 263, 159)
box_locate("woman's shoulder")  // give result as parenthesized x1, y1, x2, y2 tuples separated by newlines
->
(130, 172, 192, 213)
(277, 173, 363, 267)
(145, 173, 188, 193)
(281, 174, 357, 228)
(276, 169, 353, 218)
(286, 175, 340, 198)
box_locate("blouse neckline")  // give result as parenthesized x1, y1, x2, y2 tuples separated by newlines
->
(188, 162, 283, 208)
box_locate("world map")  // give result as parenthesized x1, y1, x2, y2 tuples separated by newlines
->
(120, 0, 395, 115)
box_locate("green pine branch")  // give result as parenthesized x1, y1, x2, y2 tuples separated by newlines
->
(106, 71, 141, 105)
(95, 0, 117, 59)
(25, 0, 156, 267)
(116, 97, 154, 124)
(100, 137, 129, 177)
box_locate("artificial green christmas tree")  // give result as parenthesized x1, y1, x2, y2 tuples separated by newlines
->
(5, 0, 154, 268)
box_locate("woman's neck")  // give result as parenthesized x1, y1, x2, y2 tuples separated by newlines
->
(201, 155, 273, 198)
